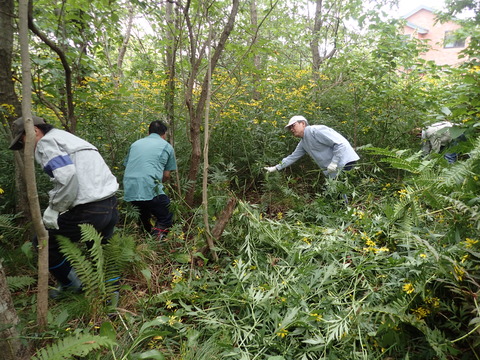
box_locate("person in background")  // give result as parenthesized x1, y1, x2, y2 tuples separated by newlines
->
(264, 115, 359, 178)
(123, 120, 177, 240)
(9, 116, 119, 297)
(421, 121, 465, 163)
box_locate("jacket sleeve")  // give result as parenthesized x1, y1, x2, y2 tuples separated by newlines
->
(311, 128, 345, 166)
(36, 138, 79, 212)
(277, 142, 306, 170)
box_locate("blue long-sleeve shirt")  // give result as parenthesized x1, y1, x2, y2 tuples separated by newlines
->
(276, 125, 359, 176)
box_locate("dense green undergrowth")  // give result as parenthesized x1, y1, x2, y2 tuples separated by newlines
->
(2, 136, 479, 359)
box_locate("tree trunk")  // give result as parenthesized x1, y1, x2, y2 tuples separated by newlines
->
(184, 0, 240, 207)
(19, 0, 49, 330)
(0, 0, 30, 222)
(116, 3, 134, 82)
(310, 0, 339, 81)
(199, 197, 237, 258)
(28, 0, 76, 132)
(0, 261, 28, 360)
(250, 0, 261, 100)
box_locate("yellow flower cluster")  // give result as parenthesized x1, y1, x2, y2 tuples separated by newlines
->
(172, 269, 184, 284)
(453, 265, 465, 281)
(412, 306, 430, 319)
(168, 315, 181, 326)
(402, 283, 414, 294)
(165, 300, 177, 309)
(302, 237, 311, 245)
(309, 313, 323, 322)
(362, 233, 389, 254)
(464, 238, 479, 248)
(397, 188, 408, 199)
(276, 327, 288, 338)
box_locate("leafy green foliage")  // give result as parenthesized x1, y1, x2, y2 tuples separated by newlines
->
(31, 333, 116, 360)
(6, 275, 36, 291)
(57, 224, 138, 316)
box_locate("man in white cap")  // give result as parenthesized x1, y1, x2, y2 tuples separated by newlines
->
(264, 115, 359, 178)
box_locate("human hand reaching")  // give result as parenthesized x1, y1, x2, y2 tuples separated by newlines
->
(264, 166, 278, 173)
(326, 162, 338, 173)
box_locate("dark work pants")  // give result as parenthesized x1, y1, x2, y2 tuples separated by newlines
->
(131, 194, 173, 235)
(35, 196, 119, 286)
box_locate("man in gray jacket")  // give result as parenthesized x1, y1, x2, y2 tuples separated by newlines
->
(264, 115, 359, 178)
(9, 116, 119, 297)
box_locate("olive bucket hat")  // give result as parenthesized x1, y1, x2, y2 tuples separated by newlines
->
(9, 116, 46, 150)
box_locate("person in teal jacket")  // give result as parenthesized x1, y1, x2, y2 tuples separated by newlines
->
(264, 115, 359, 178)
(123, 121, 177, 239)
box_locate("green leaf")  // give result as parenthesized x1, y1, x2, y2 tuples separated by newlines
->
(173, 252, 191, 264)
(133, 349, 166, 359)
(100, 321, 117, 342)
(440, 106, 452, 116)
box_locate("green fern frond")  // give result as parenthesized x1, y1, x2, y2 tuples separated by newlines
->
(57, 225, 137, 314)
(80, 224, 107, 293)
(366, 147, 407, 158)
(437, 194, 480, 221)
(437, 161, 474, 188)
(380, 157, 421, 174)
(366, 147, 423, 173)
(57, 235, 98, 298)
(31, 333, 116, 360)
(7, 275, 36, 291)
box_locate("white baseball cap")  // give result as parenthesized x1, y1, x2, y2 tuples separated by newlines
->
(285, 115, 308, 129)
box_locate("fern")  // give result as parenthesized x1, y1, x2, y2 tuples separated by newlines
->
(366, 147, 424, 174)
(31, 333, 116, 360)
(57, 224, 137, 314)
(7, 275, 36, 291)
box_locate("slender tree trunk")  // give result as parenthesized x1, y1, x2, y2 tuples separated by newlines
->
(310, 0, 339, 81)
(116, 3, 134, 82)
(0, 261, 28, 360)
(250, 0, 261, 100)
(0, 0, 30, 221)
(19, 0, 49, 330)
(28, 0, 76, 132)
(184, 0, 240, 207)
(165, 1, 182, 196)
(202, 24, 218, 261)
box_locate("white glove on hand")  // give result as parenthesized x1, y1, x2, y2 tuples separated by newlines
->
(264, 166, 278, 173)
(43, 206, 59, 229)
(326, 162, 338, 173)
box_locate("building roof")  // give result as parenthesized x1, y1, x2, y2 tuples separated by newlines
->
(401, 5, 437, 20)
(405, 21, 429, 34)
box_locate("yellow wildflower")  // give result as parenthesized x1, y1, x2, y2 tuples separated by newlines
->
(412, 306, 430, 319)
(465, 238, 479, 248)
(310, 313, 323, 322)
(276, 328, 288, 338)
(403, 283, 415, 294)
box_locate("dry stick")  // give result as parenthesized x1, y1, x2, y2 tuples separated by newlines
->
(199, 197, 237, 259)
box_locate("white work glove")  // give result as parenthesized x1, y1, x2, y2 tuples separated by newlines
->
(43, 206, 59, 229)
(264, 166, 278, 173)
(326, 162, 338, 173)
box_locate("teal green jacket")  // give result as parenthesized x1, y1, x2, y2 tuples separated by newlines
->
(123, 133, 176, 201)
